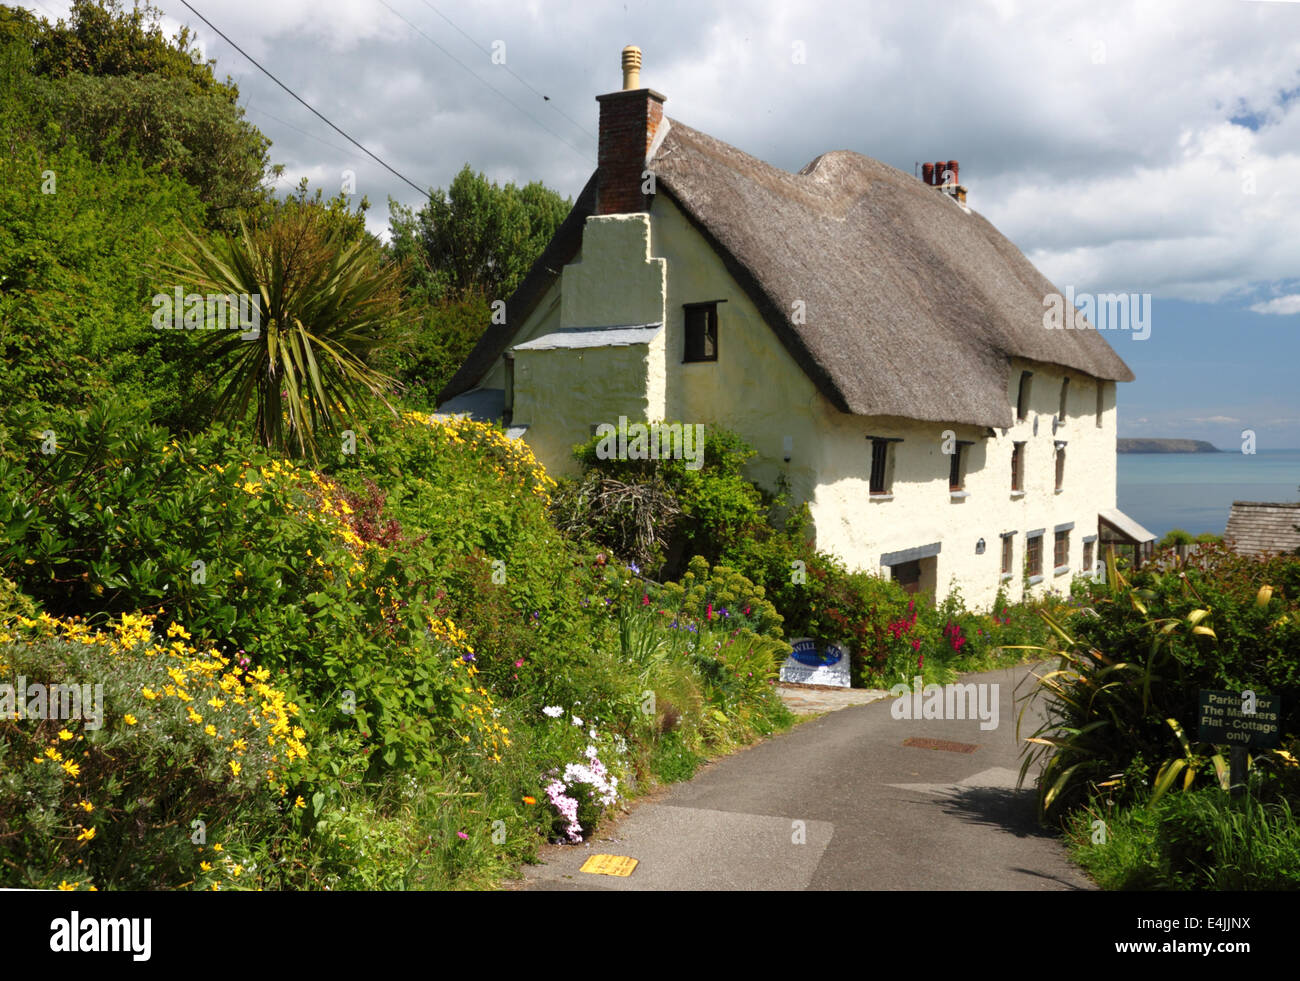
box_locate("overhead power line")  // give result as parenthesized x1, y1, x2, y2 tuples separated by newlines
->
(174, 0, 429, 196)
(375, 0, 594, 165)
(415, 0, 597, 142)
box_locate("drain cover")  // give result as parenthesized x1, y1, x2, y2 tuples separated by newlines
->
(903, 737, 979, 754)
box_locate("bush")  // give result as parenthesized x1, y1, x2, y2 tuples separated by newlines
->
(1018, 549, 1300, 821)
(0, 613, 301, 890)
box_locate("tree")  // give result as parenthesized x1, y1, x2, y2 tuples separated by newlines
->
(158, 207, 412, 460)
(387, 164, 570, 305)
(1, 1, 273, 230)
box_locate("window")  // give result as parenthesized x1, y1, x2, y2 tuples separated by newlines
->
(1001, 534, 1015, 576)
(1058, 377, 1070, 423)
(1054, 530, 1069, 570)
(1011, 441, 1025, 492)
(1027, 533, 1043, 579)
(683, 302, 718, 362)
(1055, 443, 1066, 492)
(870, 439, 890, 494)
(1016, 371, 1033, 421)
(1095, 382, 1104, 428)
(949, 442, 970, 491)
(1083, 539, 1094, 574)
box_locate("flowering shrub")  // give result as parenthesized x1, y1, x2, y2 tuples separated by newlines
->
(0, 612, 302, 890)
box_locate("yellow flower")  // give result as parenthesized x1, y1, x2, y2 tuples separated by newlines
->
(200, 861, 213, 873)
(212, 843, 223, 852)
(141, 687, 158, 700)
(58, 881, 77, 891)
(124, 714, 138, 726)
(45, 747, 62, 761)
(205, 724, 217, 737)
(228, 761, 241, 777)
(78, 800, 94, 812)
(76, 827, 95, 843)
(58, 729, 73, 741)
(62, 759, 81, 777)
(294, 796, 306, 809)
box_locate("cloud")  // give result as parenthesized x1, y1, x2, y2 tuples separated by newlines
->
(18, 0, 1300, 289)
(1249, 294, 1300, 315)
(1192, 415, 1242, 424)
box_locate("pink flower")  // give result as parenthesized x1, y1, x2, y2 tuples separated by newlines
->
(514, 658, 525, 668)
(456, 831, 469, 840)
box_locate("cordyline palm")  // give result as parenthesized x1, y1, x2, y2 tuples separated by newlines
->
(160, 210, 408, 460)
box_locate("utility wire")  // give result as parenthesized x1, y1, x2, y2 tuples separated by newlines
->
(415, 0, 597, 142)
(375, 0, 594, 165)
(174, 0, 430, 196)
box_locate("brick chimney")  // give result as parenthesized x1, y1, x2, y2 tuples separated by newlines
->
(595, 46, 666, 215)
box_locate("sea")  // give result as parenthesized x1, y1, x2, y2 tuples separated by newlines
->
(1117, 449, 1300, 539)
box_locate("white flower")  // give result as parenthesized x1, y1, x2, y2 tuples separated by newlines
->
(542, 705, 563, 718)
(572, 716, 583, 727)
(589, 728, 598, 739)
(585, 744, 599, 760)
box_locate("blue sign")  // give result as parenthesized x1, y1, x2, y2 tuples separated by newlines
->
(780, 638, 851, 687)
(790, 639, 843, 668)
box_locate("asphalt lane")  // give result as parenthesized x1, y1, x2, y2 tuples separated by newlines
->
(519, 662, 1096, 890)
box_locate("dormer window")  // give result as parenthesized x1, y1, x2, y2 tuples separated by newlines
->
(1016, 371, 1033, 421)
(683, 301, 719, 362)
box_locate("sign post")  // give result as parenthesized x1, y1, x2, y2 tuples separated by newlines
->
(1196, 689, 1281, 797)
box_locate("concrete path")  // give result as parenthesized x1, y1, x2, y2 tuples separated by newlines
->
(517, 662, 1096, 891)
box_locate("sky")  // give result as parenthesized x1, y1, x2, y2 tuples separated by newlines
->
(19, 0, 1300, 449)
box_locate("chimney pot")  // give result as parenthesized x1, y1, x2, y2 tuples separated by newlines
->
(947, 160, 960, 186)
(596, 46, 665, 214)
(621, 45, 642, 90)
(921, 162, 934, 185)
(933, 161, 946, 185)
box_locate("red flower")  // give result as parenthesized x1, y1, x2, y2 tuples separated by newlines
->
(706, 603, 714, 620)
(642, 593, 650, 606)
(911, 638, 921, 651)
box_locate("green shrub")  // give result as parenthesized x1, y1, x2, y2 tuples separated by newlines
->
(0, 614, 301, 890)
(1018, 548, 1300, 821)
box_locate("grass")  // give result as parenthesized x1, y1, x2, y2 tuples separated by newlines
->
(1067, 787, 1300, 890)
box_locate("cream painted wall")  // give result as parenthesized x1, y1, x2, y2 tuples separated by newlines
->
(511, 344, 654, 473)
(805, 359, 1117, 610)
(489, 196, 1122, 612)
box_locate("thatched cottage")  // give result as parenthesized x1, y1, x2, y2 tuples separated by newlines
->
(437, 46, 1148, 608)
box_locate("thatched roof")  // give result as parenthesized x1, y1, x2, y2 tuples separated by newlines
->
(439, 119, 1134, 428)
(1225, 501, 1300, 557)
